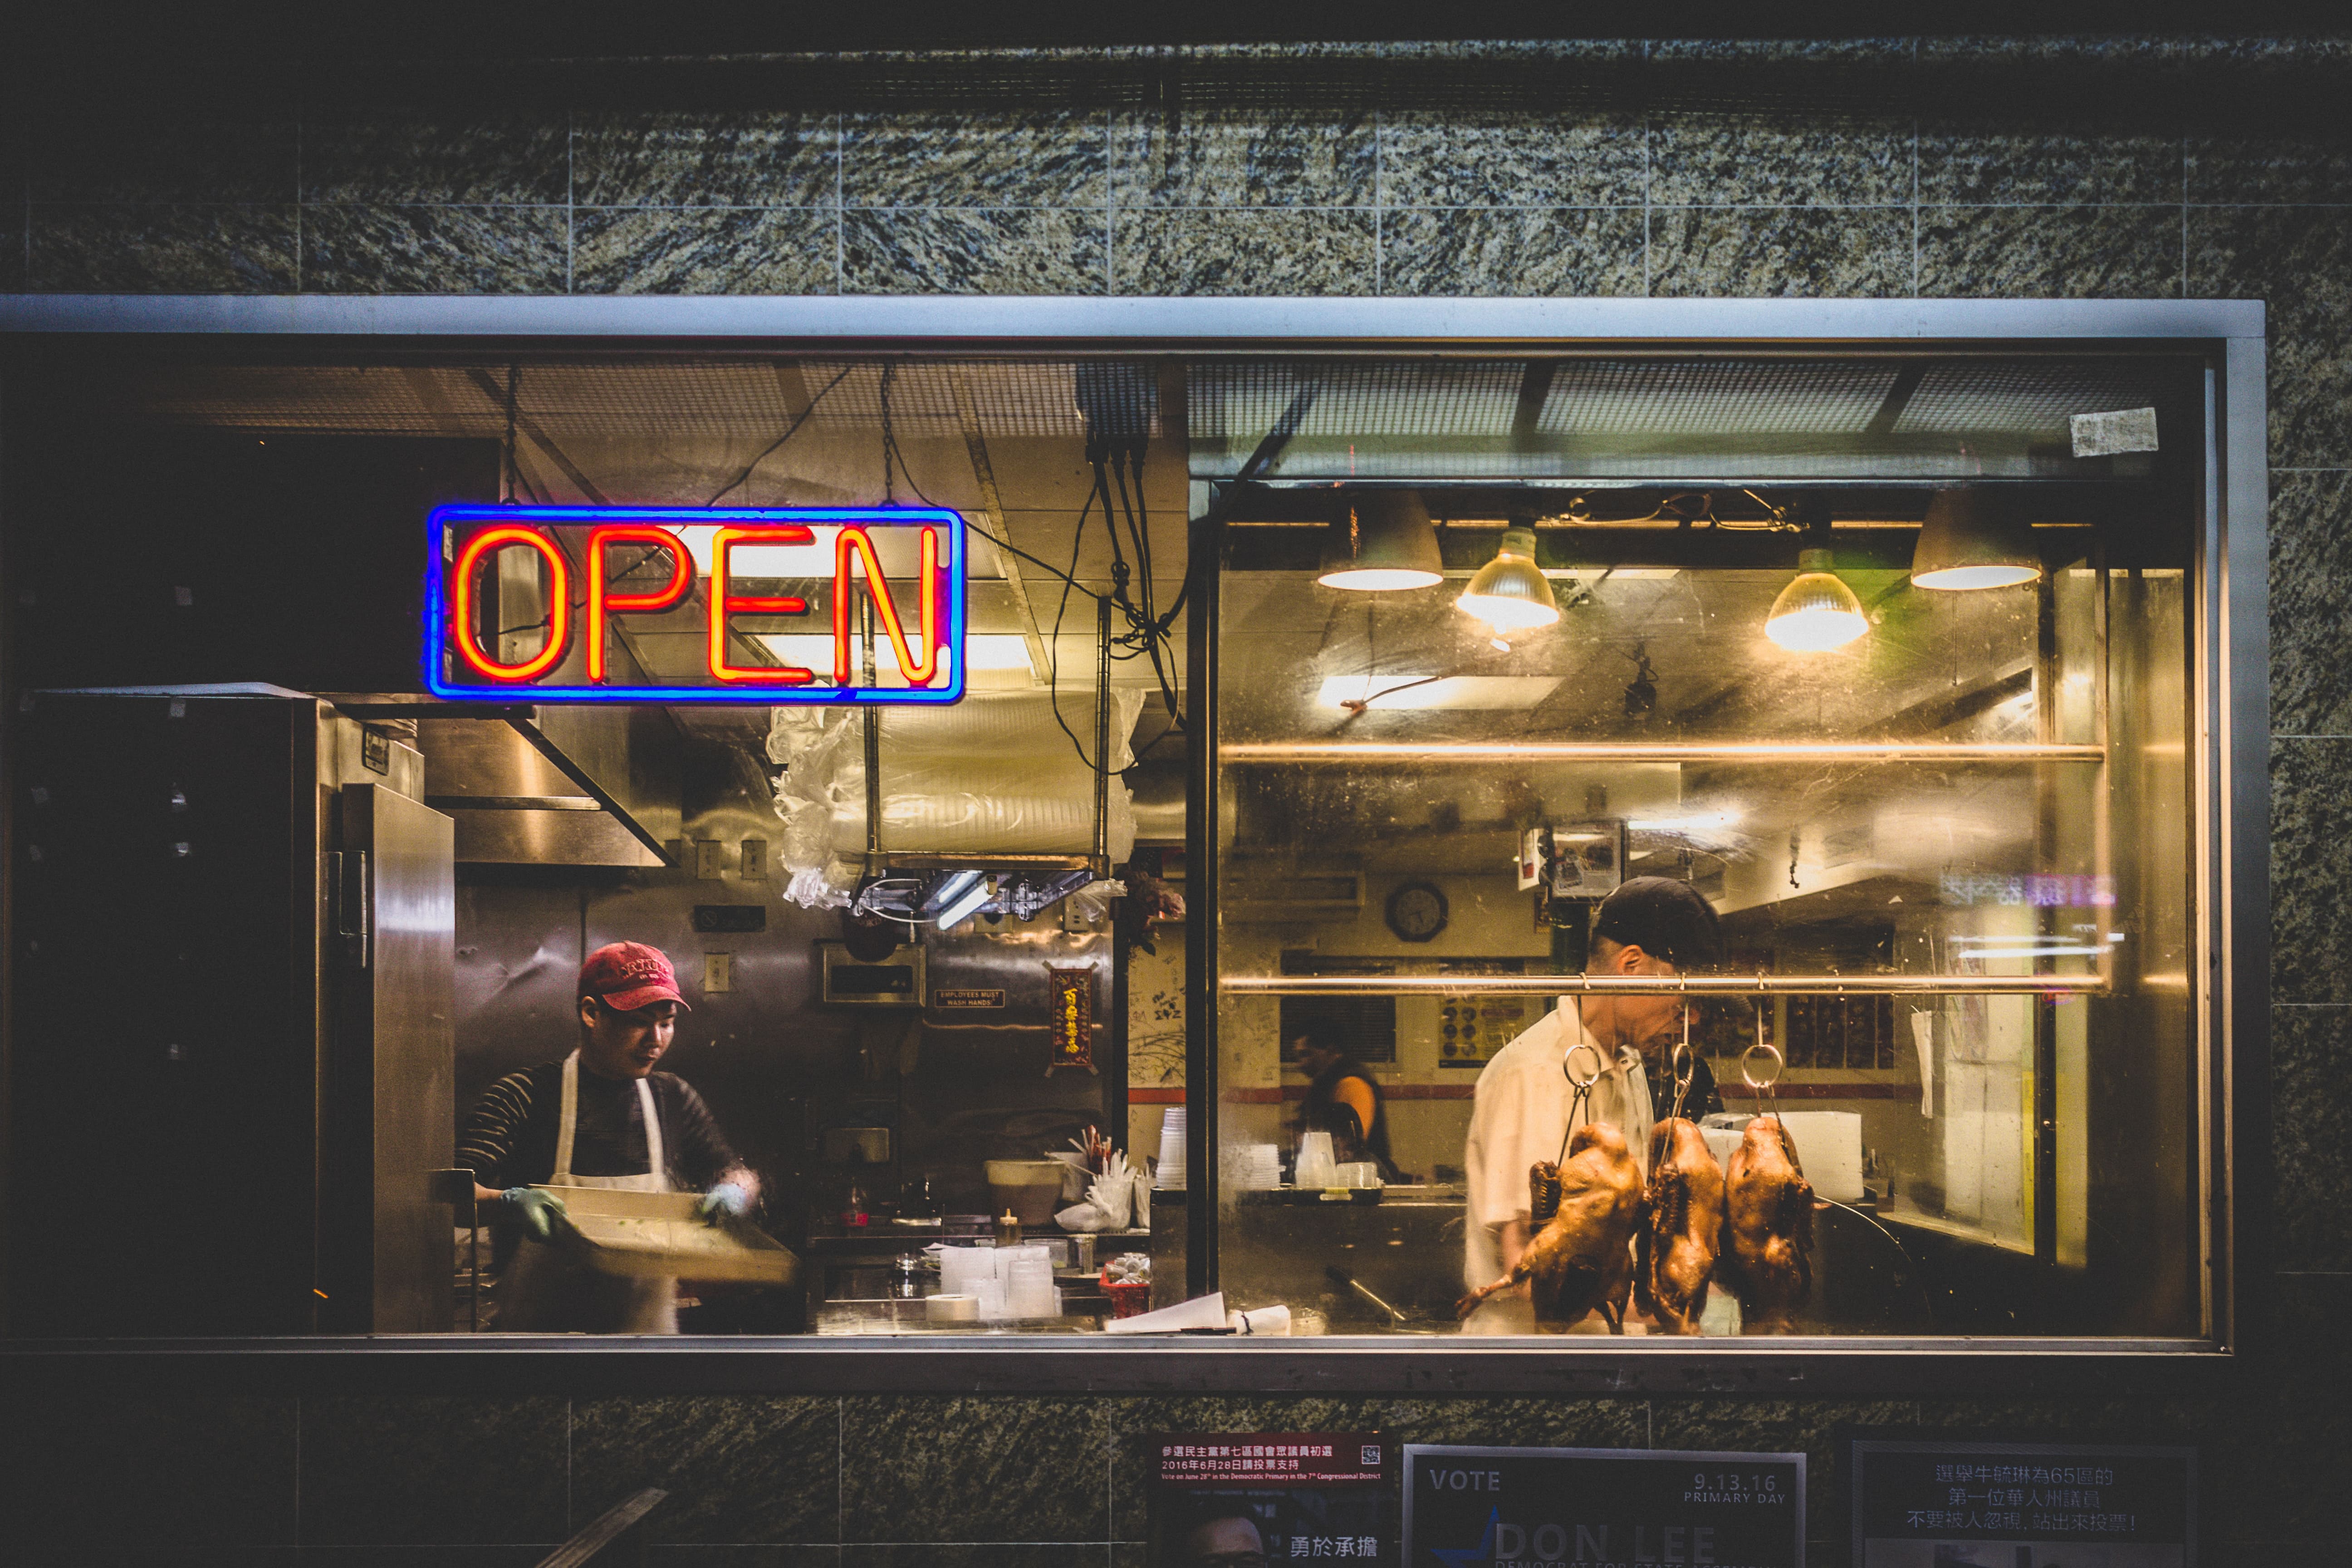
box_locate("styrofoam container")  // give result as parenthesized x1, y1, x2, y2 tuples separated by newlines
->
(1696, 1111, 1864, 1202)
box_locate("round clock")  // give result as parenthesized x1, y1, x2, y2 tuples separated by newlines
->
(1385, 879, 1450, 943)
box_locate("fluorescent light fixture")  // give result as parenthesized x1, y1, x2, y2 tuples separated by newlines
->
(1628, 810, 1741, 834)
(1957, 946, 2106, 959)
(1457, 527, 1560, 633)
(926, 869, 983, 912)
(1317, 491, 1443, 591)
(1764, 549, 1867, 652)
(936, 878, 995, 929)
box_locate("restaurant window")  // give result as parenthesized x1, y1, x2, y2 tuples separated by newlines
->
(0, 328, 2240, 1348)
(1204, 354, 2209, 1339)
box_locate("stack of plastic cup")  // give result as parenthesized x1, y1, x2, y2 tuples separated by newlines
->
(1006, 1245, 1058, 1319)
(1155, 1107, 1188, 1189)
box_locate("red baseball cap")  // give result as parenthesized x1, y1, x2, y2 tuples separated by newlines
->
(578, 941, 690, 1012)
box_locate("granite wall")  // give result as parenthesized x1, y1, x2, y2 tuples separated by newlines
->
(3, 35, 2348, 1567)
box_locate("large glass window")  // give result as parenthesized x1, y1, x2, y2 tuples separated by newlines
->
(1206, 355, 2206, 1338)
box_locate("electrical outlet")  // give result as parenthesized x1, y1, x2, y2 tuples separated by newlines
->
(696, 840, 726, 879)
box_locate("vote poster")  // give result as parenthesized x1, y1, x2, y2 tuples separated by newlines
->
(1403, 1446, 1805, 1568)
(1150, 1432, 1391, 1565)
(1846, 1436, 2195, 1568)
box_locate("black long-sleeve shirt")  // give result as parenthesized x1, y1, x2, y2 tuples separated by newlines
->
(458, 1061, 741, 1196)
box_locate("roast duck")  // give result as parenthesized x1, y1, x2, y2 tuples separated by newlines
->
(1634, 1117, 1726, 1335)
(1456, 1122, 1646, 1332)
(1717, 1114, 1816, 1333)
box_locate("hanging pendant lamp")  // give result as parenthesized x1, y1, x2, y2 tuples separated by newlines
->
(1317, 490, 1444, 590)
(1456, 526, 1560, 633)
(1911, 488, 2040, 590)
(1765, 547, 1867, 652)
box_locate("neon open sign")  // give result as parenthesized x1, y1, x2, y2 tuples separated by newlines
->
(425, 504, 967, 704)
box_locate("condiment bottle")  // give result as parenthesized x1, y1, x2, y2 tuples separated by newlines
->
(993, 1209, 1022, 1247)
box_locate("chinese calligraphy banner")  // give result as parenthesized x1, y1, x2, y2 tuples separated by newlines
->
(1846, 1436, 2195, 1568)
(1402, 1445, 1803, 1568)
(1151, 1432, 1389, 1565)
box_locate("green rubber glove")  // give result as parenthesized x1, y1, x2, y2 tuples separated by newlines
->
(700, 1181, 750, 1224)
(501, 1187, 569, 1243)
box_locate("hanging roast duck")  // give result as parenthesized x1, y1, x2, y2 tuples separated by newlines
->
(1717, 1115, 1814, 1333)
(1456, 1122, 1646, 1333)
(1635, 1117, 1726, 1335)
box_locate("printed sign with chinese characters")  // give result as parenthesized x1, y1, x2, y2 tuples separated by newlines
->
(1403, 1445, 1803, 1568)
(1150, 1433, 1389, 1566)
(1046, 965, 1096, 1075)
(1847, 1436, 2195, 1567)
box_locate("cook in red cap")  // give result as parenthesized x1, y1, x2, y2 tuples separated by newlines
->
(453, 938, 759, 1334)
(578, 941, 691, 1014)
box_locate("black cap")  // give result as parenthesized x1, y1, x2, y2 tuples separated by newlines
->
(1591, 877, 1723, 972)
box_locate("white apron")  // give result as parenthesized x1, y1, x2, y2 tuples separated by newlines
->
(497, 1052, 679, 1334)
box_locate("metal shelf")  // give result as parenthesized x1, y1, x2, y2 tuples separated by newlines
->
(1220, 973, 2107, 997)
(1220, 742, 2107, 764)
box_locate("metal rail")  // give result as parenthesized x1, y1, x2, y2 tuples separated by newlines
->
(1222, 973, 2107, 997)
(1220, 741, 2109, 764)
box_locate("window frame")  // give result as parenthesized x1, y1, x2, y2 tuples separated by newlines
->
(0, 293, 2267, 1392)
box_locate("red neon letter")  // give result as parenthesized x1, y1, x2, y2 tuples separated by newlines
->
(586, 525, 694, 682)
(450, 524, 571, 682)
(833, 526, 941, 686)
(708, 525, 816, 684)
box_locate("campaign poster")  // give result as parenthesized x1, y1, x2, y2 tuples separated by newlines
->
(1150, 1432, 1391, 1565)
(1403, 1445, 1805, 1568)
(1846, 1436, 2195, 1568)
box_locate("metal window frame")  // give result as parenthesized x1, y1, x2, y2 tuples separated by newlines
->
(0, 294, 2266, 1394)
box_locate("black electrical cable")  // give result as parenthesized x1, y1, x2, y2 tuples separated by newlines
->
(706, 365, 854, 507)
(1044, 462, 1112, 771)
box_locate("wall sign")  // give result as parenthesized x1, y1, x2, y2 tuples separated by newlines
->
(1404, 1445, 1804, 1568)
(934, 988, 1006, 1010)
(1150, 1432, 1389, 1566)
(1846, 1435, 2195, 1567)
(425, 504, 967, 704)
(1047, 964, 1096, 1075)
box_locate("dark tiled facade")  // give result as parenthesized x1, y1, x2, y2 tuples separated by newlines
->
(3, 34, 2347, 1568)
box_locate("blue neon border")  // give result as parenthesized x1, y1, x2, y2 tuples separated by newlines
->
(423, 504, 969, 706)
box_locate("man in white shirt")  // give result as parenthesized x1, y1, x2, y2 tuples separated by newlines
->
(1462, 877, 1724, 1332)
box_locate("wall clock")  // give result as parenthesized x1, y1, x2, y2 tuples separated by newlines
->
(1384, 879, 1450, 943)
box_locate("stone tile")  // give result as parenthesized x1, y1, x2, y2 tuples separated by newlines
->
(575, 207, 835, 294)
(302, 115, 566, 204)
(650, 1551, 843, 1567)
(842, 110, 1104, 208)
(573, 1396, 840, 1544)
(1918, 128, 2181, 205)
(1113, 109, 1376, 208)
(27, 203, 298, 291)
(1909, 1395, 2197, 1436)
(0, 1394, 296, 1551)
(33, 112, 295, 202)
(2268, 469, 2352, 736)
(2189, 206, 2352, 469)
(1917, 205, 2182, 299)
(2190, 136, 2352, 204)
(302, 205, 567, 294)
(839, 1396, 1107, 1543)
(1112, 209, 1375, 296)
(1647, 116, 1913, 208)
(1381, 208, 1646, 296)
(299, 1395, 568, 1545)
(2271, 738, 2352, 1004)
(294, 1552, 550, 1568)
(573, 112, 836, 207)
(1651, 1398, 1916, 1503)
(1647, 207, 1911, 299)
(2270, 1008, 2352, 1271)
(1377, 113, 1643, 209)
(0, 220, 20, 292)
(843, 208, 1102, 295)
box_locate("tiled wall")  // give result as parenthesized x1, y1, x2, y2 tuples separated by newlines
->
(3, 35, 2349, 1568)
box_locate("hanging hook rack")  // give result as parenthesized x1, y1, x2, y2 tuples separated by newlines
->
(1556, 1041, 1605, 1166)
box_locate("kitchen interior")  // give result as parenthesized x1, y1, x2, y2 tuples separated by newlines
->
(3, 350, 2205, 1339)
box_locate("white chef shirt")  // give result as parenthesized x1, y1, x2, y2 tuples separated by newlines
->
(1461, 1002, 1652, 1332)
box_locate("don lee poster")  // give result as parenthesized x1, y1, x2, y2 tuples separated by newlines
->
(1403, 1445, 1804, 1568)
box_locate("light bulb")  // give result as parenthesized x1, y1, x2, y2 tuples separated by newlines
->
(1765, 549, 1867, 652)
(1911, 488, 2041, 590)
(1317, 491, 1444, 591)
(1457, 526, 1560, 633)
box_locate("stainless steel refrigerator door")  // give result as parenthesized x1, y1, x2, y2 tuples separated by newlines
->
(332, 783, 456, 1333)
